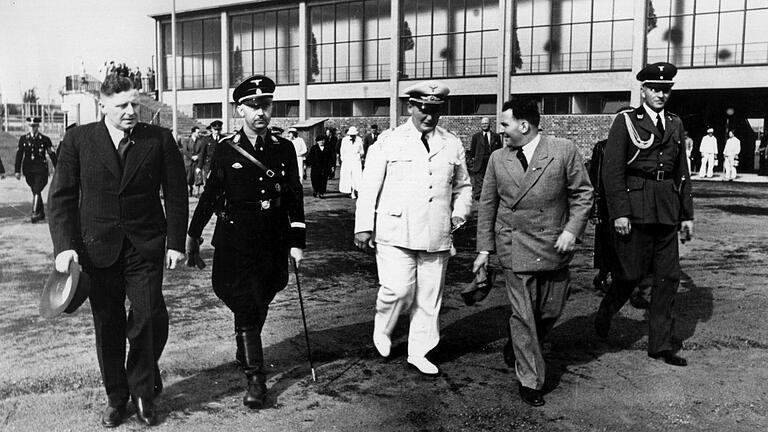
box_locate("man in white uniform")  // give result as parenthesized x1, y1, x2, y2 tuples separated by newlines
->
(698, 128, 718, 178)
(353, 81, 472, 376)
(723, 130, 741, 181)
(289, 127, 308, 181)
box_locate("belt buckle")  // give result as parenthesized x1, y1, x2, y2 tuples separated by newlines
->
(266, 169, 275, 178)
(261, 199, 271, 210)
(656, 170, 665, 181)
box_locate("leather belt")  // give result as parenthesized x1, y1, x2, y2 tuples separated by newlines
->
(627, 169, 672, 181)
(229, 197, 281, 211)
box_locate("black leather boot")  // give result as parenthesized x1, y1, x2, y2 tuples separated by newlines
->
(34, 193, 45, 221)
(30, 194, 41, 223)
(236, 327, 267, 409)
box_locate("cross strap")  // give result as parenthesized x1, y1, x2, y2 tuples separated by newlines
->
(226, 140, 278, 178)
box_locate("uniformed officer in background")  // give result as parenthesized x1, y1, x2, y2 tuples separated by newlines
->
(198, 120, 223, 183)
(595, 62, 694, 367)
(186, 74, 305, 409)
(354, 81, 472, 376)
(15, 116, 57, 222)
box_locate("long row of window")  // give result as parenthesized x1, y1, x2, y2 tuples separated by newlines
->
(161, 1, 768, 90)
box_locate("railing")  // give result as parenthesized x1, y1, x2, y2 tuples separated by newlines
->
(516, 49, 632, 74)
(2, 103, 66, 135)
(647, 41, 768, 66)
(399, 57, 498, 79)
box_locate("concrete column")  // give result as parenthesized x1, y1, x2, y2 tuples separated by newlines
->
(389, 0, 401, 126)
(496, 0, 513, 121)
(629, 0, 649, 107)
(221, 11, 231, 131)
(156, 19, 164, 103)
(299, 1, 309, 121)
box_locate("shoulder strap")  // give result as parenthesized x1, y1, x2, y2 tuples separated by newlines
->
(226, 141, 279, 178)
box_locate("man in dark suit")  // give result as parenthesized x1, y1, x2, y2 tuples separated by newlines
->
(198, 120, 223, 183)
(48, 75, 187, 427)
(15, 117, 57, 222)
(361, 123, 379, 167)
(186, 75, 305, 409)
(473, 99, 593, 406)
(307, 134, 335, 198)
(182, 126, 203, 196)
(595, 63, 694, 367)
(467, 117, 501, 201)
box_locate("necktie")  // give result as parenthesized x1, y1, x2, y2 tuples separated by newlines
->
(516, 148, 528, 171)
(656, 115, 665, 136)
(484, 132, 489, 147)
(421, 133, 430, 152)
(117, 131, 131, 165)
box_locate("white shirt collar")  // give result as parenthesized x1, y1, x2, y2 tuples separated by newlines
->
(104, 120, 129, 150)
(521, 133, 541, 162)
(643, 103, 665, 128)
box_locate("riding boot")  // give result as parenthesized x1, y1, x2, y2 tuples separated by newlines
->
(235, 326, 267, 409)
(35, 193, 45, 221)
(30, 194, 41, 223)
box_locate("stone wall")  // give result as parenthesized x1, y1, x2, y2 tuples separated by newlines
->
(242, 114, 616, 160)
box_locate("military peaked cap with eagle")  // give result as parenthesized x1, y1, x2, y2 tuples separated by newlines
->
(232, 74, 276, 104)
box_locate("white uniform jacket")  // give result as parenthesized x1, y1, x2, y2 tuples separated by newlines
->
(354, 119, 472, 252)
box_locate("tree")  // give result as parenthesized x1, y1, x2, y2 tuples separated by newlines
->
(399, 21, 415, 78)
(310, 33, 320, 80)
(232, 46, 243, 83)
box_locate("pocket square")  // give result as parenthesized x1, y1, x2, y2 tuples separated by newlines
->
(232, 162, 243, 169)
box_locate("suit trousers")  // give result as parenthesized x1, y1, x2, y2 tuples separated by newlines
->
(602, 223, 680, 354)
(723, 155, 737, 180)
(698, 153, 715, 177)
(374, 244, 450, 358)
(88, 238, 168, 405)
(504, 267, 570, 390)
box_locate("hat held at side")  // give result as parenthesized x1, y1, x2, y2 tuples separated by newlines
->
(40, 259, 91, 319)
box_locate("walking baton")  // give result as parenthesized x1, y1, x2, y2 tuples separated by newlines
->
(292, 258, 316, 381)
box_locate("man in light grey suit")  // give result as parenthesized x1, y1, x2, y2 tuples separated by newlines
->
(473, 99, 592, 406)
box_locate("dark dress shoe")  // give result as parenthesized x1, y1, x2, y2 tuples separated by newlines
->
(518, 385, 545, 407)
(649, 350, 688, 366)
(629, 293, 651, 309)
(101, 403, 126, 428)
(503, 339, 516, 368)
(133, 397, 158, 426)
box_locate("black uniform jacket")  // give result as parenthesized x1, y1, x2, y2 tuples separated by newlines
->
(48, 121, 188, 268)
(602, 106, 693, 225)
(188, 129, 306, 253)
(16, 132, 56, 173)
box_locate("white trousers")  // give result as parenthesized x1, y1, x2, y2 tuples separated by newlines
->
(374, 244, 450, 358)
(699, 153, 716, 177)
(723, 156, 737, 180)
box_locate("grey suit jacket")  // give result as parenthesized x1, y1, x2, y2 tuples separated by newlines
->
(476, 135, 593, 272)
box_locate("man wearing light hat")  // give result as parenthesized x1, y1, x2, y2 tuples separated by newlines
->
(288, 127, 308, 181)
(698, 127, 718, 178)
(596, 62, 694, 367)
(186, 74, 305, 409)
(15, 116, 57, 222)
(339, 126, 364, 197)
(354, 81, 471, 376)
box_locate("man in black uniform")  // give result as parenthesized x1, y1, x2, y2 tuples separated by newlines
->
(186, 74, 305, 409)
(15, 117, 57, 222)
(595, 62, 694, 366)
(198, 120, 223, 184)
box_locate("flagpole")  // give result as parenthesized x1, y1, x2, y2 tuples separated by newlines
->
(171, 0, 178, 139)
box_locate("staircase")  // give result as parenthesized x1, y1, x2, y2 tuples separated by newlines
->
(138, 94, 206, 134)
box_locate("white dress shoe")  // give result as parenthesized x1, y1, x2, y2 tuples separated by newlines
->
(373, 333, 391, 358)
(407, 356, 439, 376)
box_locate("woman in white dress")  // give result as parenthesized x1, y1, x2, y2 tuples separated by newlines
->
(339, 126, 363, 197)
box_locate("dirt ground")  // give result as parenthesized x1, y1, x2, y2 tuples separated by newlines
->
(1, 174, 767, 432)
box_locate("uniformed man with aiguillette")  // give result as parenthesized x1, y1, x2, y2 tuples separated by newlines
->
(15, 116, 57, 222)
(595, 62, 694, 367)
(186, 75, 305, 409)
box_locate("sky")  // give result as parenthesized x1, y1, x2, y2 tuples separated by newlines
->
(0, 0, 171, 104)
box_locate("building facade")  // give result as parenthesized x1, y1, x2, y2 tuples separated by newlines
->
(152, 0, 768, 169)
